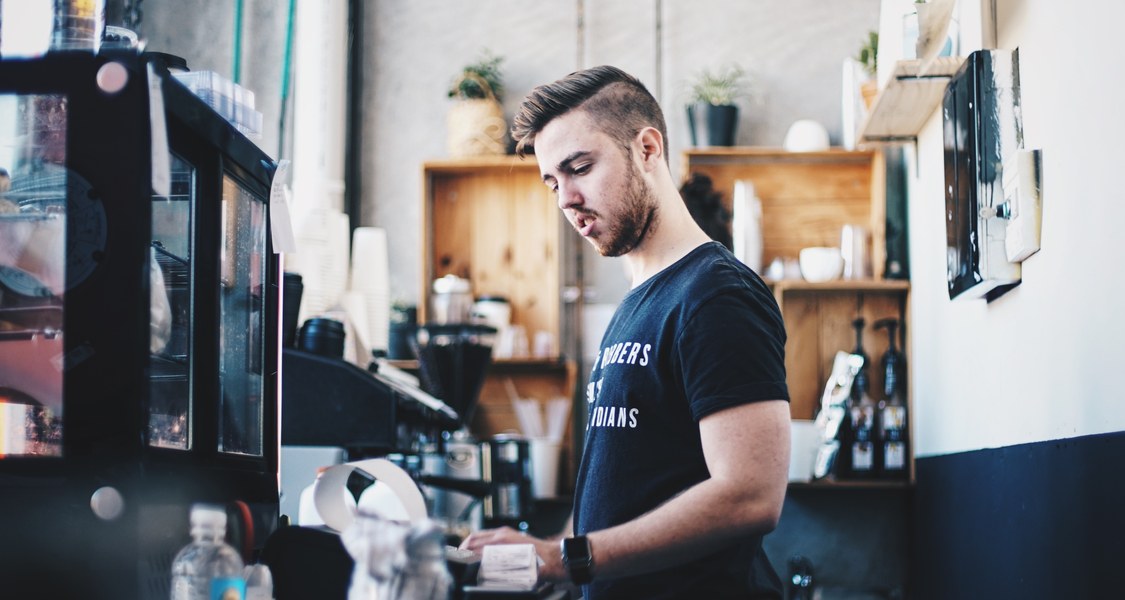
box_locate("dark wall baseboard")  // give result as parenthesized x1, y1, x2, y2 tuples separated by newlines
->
(912, 430, 1125, 599)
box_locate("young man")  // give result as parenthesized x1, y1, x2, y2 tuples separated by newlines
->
(462, 65, 790, 599)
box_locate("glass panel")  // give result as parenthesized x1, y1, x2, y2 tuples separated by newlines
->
(218, 175, 265, 456)
(0, 93, 67, 458)
(148, 153, 194, 450)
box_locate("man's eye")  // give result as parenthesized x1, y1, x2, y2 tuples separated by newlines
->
(574, 164, 591, 175)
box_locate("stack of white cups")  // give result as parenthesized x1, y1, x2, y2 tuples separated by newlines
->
(510, 384, 570, 500)
(349, 227, 391, 354)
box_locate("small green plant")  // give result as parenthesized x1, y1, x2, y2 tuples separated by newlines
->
(856, 30, 879, 77)
(448, 51, 504, 101)
(688, 65, 747, 106)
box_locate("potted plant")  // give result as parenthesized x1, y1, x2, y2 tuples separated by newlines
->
(685, 65, 747, 147)
(856, 30, 879, 109)
(447, 51, 508, 157)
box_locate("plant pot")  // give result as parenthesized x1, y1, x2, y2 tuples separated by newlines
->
(860, 79, 879, 110)
(447, 98, 508, 157)
(687, 103, 739, 147)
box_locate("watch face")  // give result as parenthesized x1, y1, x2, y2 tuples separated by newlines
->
(563, 536, 594, 585)
(563, 536, 592, 562)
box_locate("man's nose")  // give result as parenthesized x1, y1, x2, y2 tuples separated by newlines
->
(557, 181, 582, 210)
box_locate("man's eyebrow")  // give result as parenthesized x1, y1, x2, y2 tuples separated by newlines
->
(542, 150, 592, 183)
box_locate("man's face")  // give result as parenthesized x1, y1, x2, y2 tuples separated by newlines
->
(535, 111, 657, 257)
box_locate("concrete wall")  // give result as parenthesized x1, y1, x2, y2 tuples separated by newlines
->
(362, 0, 881, 305)
(134, 0, 880, 305)
(137, 0, 291, 160)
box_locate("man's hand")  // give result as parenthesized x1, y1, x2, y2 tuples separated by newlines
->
(460, 527, 568, 583)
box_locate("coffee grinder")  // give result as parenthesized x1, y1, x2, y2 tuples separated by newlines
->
(411, 323, 536, 533)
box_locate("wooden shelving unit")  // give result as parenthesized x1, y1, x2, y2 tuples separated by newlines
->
(768, 278, 910, 294)
(421, 156, 559, 351)
(681, 148, 886, 277)
(420, 156, 579, 493)
(858, 56, 966, 144)
(682, 148, 909, 425)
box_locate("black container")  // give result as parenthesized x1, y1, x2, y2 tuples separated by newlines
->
(282, 272, 304, 348)
(483, 435, 532, 529)
(298, 317, 345, 358)
(687, 102, 739, 147)
(387, 304, 417, 360)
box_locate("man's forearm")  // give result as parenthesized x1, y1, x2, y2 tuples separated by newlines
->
(585, 474, 784, 581)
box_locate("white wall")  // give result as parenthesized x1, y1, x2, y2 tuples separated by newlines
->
(906, 1, 1125, 457)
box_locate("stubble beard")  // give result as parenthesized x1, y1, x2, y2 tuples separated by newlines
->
(589, 163, 658, 258)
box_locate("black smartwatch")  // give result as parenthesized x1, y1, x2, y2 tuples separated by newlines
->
(561, 535, 595, 585)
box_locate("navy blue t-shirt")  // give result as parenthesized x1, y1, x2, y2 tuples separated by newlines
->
(573, 242, 788, 599)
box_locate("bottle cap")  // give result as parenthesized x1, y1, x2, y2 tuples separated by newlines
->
(190, 503, 227, 528)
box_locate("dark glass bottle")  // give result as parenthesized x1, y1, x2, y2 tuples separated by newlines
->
(875, 318, 909, 479)
(847, 317, 878, 478)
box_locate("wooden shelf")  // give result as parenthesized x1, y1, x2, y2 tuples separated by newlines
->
(858, 57, 966, 145)
(681, 147, 870, 162)
(418, 154, 535, 174)
(768, 278, 910, 294)
(788, 479, 913, 491)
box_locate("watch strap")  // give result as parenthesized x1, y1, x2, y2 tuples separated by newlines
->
(561, 535, 594, 585)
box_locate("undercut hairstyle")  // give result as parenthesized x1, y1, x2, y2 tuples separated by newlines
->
(511, 65, 669, 164)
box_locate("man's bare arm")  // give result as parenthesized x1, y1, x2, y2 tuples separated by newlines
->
(462, 400, 790, 583)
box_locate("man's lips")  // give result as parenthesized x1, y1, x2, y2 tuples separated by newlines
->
(574, 213, 596, 237)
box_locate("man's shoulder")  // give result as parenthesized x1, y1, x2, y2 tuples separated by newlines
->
(677, 243, 769, 296)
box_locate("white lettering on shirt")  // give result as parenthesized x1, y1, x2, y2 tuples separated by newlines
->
(586, 339, 650, 431)
(587, 404, 639, 430)
(598, 341, 651, 369)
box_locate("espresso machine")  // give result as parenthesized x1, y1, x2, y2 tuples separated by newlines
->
(269, 310, 538, 596)
(280, 313, 534, 535)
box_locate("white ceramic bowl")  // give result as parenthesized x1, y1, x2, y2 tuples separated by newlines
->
(799, 247, 844, 282)
(783, 119, 830, 152)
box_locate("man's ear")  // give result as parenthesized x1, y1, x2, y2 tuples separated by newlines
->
(636, 127, 665, 171)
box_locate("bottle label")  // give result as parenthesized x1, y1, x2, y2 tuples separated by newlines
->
(852, 441, 874, 471)
(882, 405, 907, 431)
(884, 441, 906, 471)
(211, 577, 246, 600)
(850, 404, 876, 431)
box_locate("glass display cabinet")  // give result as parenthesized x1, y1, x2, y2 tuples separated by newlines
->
(0, 50, 280, 598)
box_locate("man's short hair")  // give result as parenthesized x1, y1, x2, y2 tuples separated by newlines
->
(511, 65, 668, 162)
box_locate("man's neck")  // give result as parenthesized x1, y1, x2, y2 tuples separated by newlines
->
(624, 202, 713, 288)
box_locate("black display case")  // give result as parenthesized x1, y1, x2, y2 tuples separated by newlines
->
(0, 50, 280, 598)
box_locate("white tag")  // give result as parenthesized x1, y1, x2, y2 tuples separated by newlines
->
(147, 63, 171, 198)
(269, 159, 297, 253)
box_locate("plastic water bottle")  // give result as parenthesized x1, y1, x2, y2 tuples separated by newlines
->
(170, 504, 246, 600)
(244, 563, 274, 600)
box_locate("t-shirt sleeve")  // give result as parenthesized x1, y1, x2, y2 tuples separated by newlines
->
(675, 289, 789, 421)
